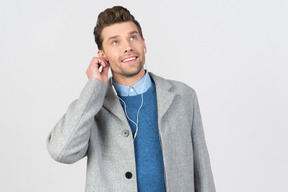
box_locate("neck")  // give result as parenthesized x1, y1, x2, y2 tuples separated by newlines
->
(112, 69, 146, 87)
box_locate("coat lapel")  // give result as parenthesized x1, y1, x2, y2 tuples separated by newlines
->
(103, 78, 128, 121)
(103, 73, 176, 124)
(150, 73, 176, 124)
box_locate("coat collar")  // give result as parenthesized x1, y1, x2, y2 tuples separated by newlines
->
(103, 78, 128, 121)
(103, 72, 176, 122)
(149, 72, 176, 121)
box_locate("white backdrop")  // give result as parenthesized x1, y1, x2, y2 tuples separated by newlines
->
(1, 0, 287, 191)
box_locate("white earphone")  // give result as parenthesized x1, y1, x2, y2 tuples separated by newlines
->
(111, 67, 149, 141)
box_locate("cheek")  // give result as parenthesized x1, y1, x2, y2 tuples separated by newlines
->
(106, 53, 120, 69)
(106, 53, 118, 63)
(108, 49, 121, 59)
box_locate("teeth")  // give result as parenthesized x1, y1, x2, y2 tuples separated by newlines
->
(123, 57, 136, 62)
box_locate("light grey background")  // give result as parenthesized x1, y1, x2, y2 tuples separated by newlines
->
(1, 0, 287, 191)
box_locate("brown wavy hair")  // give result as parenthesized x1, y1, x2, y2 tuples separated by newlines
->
(93, 6, 144, 50)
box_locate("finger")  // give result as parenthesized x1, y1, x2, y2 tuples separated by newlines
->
(95, 58, 109, 68)
(98, 57, 110, 65)
(89, 59, 105, 71)
(89, 57, 100, 67)
(97, 59, 108, 69)
(102, 64, 109, 75)
(103, 57, 110, 64)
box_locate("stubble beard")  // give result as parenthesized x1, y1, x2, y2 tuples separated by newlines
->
(112, 59, 145, 78)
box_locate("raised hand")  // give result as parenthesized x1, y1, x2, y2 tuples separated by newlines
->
(86, 57, 110, 84)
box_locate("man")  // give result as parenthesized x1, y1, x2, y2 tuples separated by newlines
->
(47, 6, 215, 192)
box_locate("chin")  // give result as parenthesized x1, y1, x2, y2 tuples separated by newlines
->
(122, 70, 142, 78)
(123, 64, 144, 77)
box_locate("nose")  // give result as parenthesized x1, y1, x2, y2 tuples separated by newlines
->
(124, 41, 133, 53)
(124, 47, 133, 53)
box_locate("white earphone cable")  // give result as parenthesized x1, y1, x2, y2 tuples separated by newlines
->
(111, 67, 149, 141)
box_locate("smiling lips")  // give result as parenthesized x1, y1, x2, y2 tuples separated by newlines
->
(121, 56, 138, 63)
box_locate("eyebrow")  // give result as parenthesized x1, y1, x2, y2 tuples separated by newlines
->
(107, 31, 139, 41)
(108, 35, 119, 41)
(129, 31, 139, 35)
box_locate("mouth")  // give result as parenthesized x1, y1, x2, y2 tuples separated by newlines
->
(121, 56, 138, 63)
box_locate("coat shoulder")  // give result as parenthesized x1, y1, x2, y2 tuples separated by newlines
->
(168, 79, 196, 95)
(150, 73, 197, 97)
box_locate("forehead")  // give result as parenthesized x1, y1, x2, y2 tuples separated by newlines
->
(101, 21, 139, 41)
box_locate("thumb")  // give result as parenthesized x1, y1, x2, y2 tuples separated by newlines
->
(102, 65, 109, 75)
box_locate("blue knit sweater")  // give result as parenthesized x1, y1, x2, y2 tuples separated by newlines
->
(119, 82, 166, 192)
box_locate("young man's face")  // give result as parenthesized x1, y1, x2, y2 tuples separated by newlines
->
(98, 22, 147, 82)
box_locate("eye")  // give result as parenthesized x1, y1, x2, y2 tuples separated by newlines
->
(112, 40, 118, 45)
(130, 36, 136, 41)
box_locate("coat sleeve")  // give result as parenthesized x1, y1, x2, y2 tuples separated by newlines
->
(191, 92, 216, 192)
(46, 78, 107, 164)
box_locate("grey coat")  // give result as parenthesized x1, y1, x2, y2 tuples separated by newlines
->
(47, 73, 216, 192)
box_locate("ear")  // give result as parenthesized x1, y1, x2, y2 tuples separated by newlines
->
(98, 50, 106, 58)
